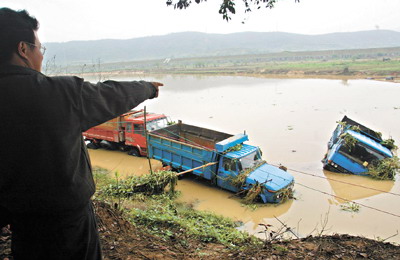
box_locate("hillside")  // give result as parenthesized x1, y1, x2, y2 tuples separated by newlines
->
(44, 30, 400, 65)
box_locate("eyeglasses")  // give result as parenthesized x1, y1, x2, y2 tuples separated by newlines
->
(23, 41, 46, 55)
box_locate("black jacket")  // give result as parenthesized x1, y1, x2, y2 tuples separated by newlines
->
(0, 65, 157, 215)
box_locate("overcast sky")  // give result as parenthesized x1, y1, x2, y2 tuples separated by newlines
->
(2, 0, 400, 43)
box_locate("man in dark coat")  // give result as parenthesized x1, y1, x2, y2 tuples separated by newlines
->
(0, 8, 162, 259)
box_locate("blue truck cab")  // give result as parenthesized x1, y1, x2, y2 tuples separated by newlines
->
(148, 122, 294, 203)
(322, 116, 393, 175)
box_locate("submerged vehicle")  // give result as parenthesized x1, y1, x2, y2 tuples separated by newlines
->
(322, 116, 397, 178)
(83, 110, 169, 156)
(148, 121, 294, 203)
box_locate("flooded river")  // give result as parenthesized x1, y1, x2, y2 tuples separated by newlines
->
(87, 75, 400, 242)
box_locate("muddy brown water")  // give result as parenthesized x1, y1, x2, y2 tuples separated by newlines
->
(87, 75, 400, 243)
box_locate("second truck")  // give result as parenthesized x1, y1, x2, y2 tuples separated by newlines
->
(83, 110, 169, 156)
(322, 116, 398, 179)
(148, 121, 295, 203)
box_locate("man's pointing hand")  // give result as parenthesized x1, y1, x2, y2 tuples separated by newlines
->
(151, 82, 163, 98)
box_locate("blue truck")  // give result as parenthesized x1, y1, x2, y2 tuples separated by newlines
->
(147, 122, 294, 203)
(322, 116, 395, 176)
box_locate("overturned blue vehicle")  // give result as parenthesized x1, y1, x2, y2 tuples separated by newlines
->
(322, 116, 397, 179)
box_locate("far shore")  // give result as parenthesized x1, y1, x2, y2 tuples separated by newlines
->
(66, 70, 400, 83)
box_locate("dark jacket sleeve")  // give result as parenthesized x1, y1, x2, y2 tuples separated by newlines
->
(79, 79, 157, 131)
(0, 206, 11, 228)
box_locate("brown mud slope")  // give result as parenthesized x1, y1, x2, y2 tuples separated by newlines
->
(2, 201, 400, 259)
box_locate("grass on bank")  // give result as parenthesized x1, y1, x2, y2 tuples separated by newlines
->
(93, 167, 263, 250)
(56, 53, 400, 77)
(257, 60, 400, 73)
(116, 59, 400, 76)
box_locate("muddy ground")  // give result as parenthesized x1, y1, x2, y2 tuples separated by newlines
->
(1, 200, 400, 260)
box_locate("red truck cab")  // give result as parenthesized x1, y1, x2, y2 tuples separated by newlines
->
(83, 110, 169, 156)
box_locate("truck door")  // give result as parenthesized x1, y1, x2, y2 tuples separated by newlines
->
(217, 157, 240, 192)
(133, 123, 146, 148)
(124, 123, 134, 145)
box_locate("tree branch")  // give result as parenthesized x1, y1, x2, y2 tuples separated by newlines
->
(166, 0, 300, 21)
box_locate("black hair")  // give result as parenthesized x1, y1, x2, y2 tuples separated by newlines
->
(0, 8, 39, 64)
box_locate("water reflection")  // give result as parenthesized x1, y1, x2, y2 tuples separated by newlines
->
(323, 170, 395, 203)
(341, 79, 349, 86)
(178, 175, 294, 222)
(89, 149, 162, 178)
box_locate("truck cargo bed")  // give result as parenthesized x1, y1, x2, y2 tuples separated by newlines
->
(151, 123, 232, 150)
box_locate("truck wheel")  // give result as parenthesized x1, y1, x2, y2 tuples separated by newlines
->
(128, 148, 140, 157)
(87, 142, 99, 149)
(99, 140, 117, 150)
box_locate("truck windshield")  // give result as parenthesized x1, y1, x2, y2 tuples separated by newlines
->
(146, 118, 168, 131)
(338, 141, 386, 165)
(239, 151, 261, 170)
(329, 125, 342, 148)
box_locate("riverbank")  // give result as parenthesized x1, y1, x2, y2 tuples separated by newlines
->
(95, 200, 400, 259)
(3, 167, 399, 259)
(2, 200, 399, 259)
(70, 70, 400, 87)
(47, 48, 400, 83)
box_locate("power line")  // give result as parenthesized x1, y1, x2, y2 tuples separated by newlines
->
(295, 182, 400, 219)
(147, 125, 400, 220)
(89, 121, 400, 219)
(150, 126, 399, 197)
(269, 163, 400, 197)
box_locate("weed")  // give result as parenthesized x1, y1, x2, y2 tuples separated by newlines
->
(225, 144, 243, 153)
(226, 160, 266, 189)
(243, 183, 263, 204)
(258, 217, 298, 242)
(129, 195, 262, 249)
(101, 170, 178, 198)
(241, 203, 259, 211)
(381, 138, 398, 150)
(368, 156, 400, 180)
(308, 208, 332, 237)
(341, 132, 358, 151)
(272, 244, 288, 252)
(340, 202, 360, 212)
(93, 167, 263, 249)
(349, 125, 361, 132)
(93, 167, 112, 188)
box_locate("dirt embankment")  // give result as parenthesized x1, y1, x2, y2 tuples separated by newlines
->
(2, 201, 400, 260)
(78, 69, 400, 84)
